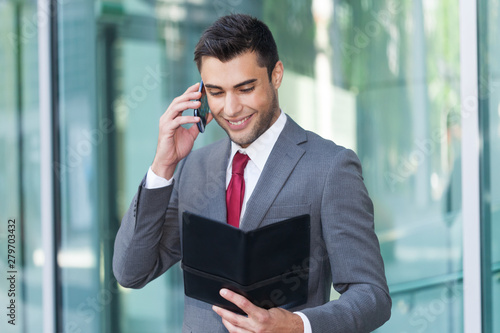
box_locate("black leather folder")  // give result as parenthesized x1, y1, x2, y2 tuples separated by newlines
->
(181, 212, 310, 314)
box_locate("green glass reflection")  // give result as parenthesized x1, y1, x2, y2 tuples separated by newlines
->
(0, 1, 42, 333)
(478, 0, 500, 332)
(57, 1, 101, 332)
(381, 283, 463, 332)
(323, 1, 463, 332)
(0, 3, 22, 333)
(97, 0, 464, 332)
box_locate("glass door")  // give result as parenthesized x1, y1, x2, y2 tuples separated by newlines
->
(478, 0, 500, 332)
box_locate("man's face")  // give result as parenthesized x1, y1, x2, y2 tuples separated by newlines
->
(200, 51, 283, 148)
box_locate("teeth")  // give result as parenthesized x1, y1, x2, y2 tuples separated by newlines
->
(228, 116, 250, 126)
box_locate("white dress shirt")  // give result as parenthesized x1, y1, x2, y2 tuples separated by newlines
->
(225, 110, 286, 226)
(144, 110, 312, 332)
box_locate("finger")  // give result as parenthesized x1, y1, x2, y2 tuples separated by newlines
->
(213, 305, 249, 330)
(174, 91, 202, 104)
(160, 104, 199, 125)
(159, 116, 200, 137)
(174, 116, 200, 126)
(161, 101, 201, 125)
(169, 100, 201, 116)
(187, 118, 203, 137)
(219, 289, 261, 316)
(221, 318, 253, 333)
(185, 81, 201, 93)
(170, 82, 201, 106)
(180, 82, 202, 100)
(186, 111, 213, 136)
(163, 83, 202, 117)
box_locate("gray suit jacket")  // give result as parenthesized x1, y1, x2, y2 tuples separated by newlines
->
(113, 115, 391, 332)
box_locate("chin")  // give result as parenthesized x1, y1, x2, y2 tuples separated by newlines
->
(229, 135, 254, 147)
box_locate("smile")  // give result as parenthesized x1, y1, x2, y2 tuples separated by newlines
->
(228, 116, 251, 126)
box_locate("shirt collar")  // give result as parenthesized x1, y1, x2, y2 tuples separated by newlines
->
(229, 110, 287, 171)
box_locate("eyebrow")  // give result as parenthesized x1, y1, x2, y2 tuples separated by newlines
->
(204, 79, 257, 90)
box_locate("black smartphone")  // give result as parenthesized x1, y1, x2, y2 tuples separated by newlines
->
(194, 80, 210, 133)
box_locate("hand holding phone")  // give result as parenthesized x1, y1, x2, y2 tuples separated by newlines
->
(152, 82, 208, 180)
(194, 80, 210, 133)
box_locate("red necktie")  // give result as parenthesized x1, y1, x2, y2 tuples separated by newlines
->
(226, 152, 250, 228)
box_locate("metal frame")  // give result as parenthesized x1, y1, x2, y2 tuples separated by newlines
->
(38, 0, 57, 332)
(476, 1, 494, 331)
(459, 0, 482, 332)
(35, 0, 489, 332)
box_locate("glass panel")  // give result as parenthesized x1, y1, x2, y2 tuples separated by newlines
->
(19, 2, 43, 331)
(0, 3, 22, 332)
(93, 1, 462, 332)
(114, 36, 184, 333)
(1, 1, 479, 332)
(380, 283, 463, 333)
(322, 2, 462, 331)
(478, 0, 500, 332)
(0, 1, 41, 332)
(96, 1, 262, 331)
(57, 1, 101, 332)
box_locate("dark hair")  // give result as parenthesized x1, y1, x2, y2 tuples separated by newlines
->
(194, 14, 279, 81)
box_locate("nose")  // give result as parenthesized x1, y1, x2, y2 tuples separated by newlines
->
(223, 92, 243, 117)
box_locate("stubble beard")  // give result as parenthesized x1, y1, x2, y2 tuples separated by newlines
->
(214, 91, 280, 147)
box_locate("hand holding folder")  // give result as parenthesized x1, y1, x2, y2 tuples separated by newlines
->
(181, 212, 311, 314)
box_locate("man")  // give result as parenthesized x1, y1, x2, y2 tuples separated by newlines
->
(113, 13, 391, 333)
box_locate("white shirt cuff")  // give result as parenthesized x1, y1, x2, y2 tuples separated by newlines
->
(294, 311, 312, 333)
(145, 166, 173, 189)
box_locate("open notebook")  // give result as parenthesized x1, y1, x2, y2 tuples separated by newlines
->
(181, 211, 311, 314)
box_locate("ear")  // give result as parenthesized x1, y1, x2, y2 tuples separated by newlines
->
(271, 60, 284, 90)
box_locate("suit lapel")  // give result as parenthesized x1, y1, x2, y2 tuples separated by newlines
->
(240, 116, 307, 231)
(205, 138, 231, 223)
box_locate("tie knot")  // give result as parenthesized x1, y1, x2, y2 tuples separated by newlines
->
(232, 152, 250, 176)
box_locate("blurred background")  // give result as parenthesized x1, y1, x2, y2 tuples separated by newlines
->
(0, 0, 499, 332)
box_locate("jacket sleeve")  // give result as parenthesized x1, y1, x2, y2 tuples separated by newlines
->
(113, 162, 185, 289)
(301, 149, 392, 332)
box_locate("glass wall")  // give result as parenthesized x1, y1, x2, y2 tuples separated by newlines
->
(94, 1, 464, 331)
(0, 0, 498, 332)
(0, 3, 22, 333)
(478, 0, 500, 332)
(0, 1, 42, 333)
(56, 1, 103, 332)
(327, 1, 463, 332)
